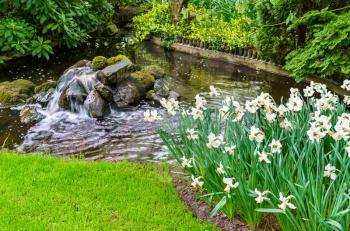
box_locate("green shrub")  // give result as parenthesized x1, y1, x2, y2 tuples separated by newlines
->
(285, 10, 350, 81)
(92, 56, 108, 70)
(158, 83, 350, 230)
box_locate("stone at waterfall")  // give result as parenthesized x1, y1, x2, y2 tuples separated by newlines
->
(58, 79, 88, 110)
(29, 88, 55, 106)
(0, 79, 35, 105)
(168, 90, 180, 100)
(154, 78, 171, 97)
(64, 59, 90, 74)
(93, 82, 113, 102)
(113, 81, 141, 107)
(20, 105, 44, 124)
(97, 60, 134, 85)
(86, 90, 111, 118)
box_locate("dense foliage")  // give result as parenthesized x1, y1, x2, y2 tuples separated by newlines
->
(0, 0, 113, 61)
(285, 10, 350, 80)
(133, 3, 254, 49)
(158, 83, 350, 230)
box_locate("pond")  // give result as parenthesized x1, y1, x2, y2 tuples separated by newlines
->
(0, 38, 303, 162)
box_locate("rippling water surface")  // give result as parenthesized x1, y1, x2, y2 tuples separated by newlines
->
(0, 39, 303, 161)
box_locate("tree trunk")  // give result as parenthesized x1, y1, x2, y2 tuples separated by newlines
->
(169, 0, 188, 24)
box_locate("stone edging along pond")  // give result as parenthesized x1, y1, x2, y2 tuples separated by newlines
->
(151, 36, 350, 97)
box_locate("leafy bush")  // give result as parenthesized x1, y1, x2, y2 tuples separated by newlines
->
(157, 83, 350, 230)
(285, 11, 350, 81)
(0, 0, 113, 61)
(133, 3, 254, 48)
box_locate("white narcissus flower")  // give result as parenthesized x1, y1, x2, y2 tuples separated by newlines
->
(186, 128, 199, 140)
(233, 106, 245, 122)
(269, 139, 282, 154)
(219, 105, 230, 119)
(181, 156, 192, 168)
(278, 193, 297, 211)
(249, 126, 265, 143)
(279, 118, 292, 130)
(144, 110, 162, 122)
(191, 175, 204, 189)
(188, 107, 203, 120)
(287, 96, 303, 112)
(257, 151, 273, 164)
(277, 105, 288, 117)
(160, 98, 179, 116)
(209, 85, 220, 96)
(216, 162, 226, 174)
(225, 145, 236, 155)
(341, 79, 350, 91)
(307, 126, 327, 143)
(223, 177, 239, 192)
(266, 113, 277, 123)
(303, 86, 314, 97)
(323, 164, 337, 180)
(254, 188, 270, 204)
(344, 96, 350, 105)
(195, 94, 207, 109)
(245, 100, 259, 113)
(207, 133, 224, 148)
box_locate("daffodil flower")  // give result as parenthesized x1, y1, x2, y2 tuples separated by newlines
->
(223, 177, 239, 192)
(269, 139, 282, 154)
(207, 133, 224, 148)
(254, 188, 270, 204)
(181, 156, 192, 168)
(216, 162, 226, 174)
(191, 175, 204, 189)
(323, 164, 337, 180)
(208, 85, 220, 96)
(278, 193, 297, 211)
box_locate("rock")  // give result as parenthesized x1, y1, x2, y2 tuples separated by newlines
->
(86, 90, 111, 118)
(154, 78, 171, 97)
(168, 90, 180, 100)
(0, 79, 35, 105)
(130, 70, 155, 91)
(142, 65, 166, 79)
(58, 79, 88, 110)
(92, 56, 108, 70)
(30, 88, 55, 106)
(20, 105, 45, 124)
(107, 55, 130, 66)
(64, 59, 89, 73)
(105, 23, 119, 36)
(145, 90, 155, 100)
(34, 80, 57, 94)
(113, 81, 141, 107)
(97, 60, 134, 85)
(93, 82, 113, 102)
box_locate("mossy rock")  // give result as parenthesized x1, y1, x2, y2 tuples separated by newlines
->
(142, 65, 166, 79)
(107, 55, 130, 66)
(34, 80, 57, 94)
(92, 56, 108, 70)
(64, 59, 89, 73)
(130, 70, 155, 90)
(0, 79, 35, 105)
(145, 90, 155, 100)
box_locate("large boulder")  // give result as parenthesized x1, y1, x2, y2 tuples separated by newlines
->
(20, 105, 45, 124)
(27, 88, 55, 106)
(113, 81, 141, 107)
(93, 82, 113, 102)
(0, 79, 35, 105)
(86, 90, 111, 118)
(142, 65, 166, 79)
(130, 70, 155, 92)
(97, 60, 134, 85)
(154, 77, 171, 97)
(107, 55, 130, 66)
(58, 79, 88, 110)
(34, 80, 57, 94)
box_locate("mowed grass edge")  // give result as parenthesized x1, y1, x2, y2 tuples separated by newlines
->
(0, 152, 217, 231)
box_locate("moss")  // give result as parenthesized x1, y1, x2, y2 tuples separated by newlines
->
(34, 80, 57, 94)
(142, 65, 166, 79)
(107, 55, 130, 66)
(146, 90, 155, 100)
(92, 56, 108, 70)
(130, 70, 155, 90)
(0, 79, 35, 105)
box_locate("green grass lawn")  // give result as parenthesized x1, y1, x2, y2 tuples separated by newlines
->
(0, 153, 217, 231)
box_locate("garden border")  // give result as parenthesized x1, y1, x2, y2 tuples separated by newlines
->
(151, 37, 350, 97)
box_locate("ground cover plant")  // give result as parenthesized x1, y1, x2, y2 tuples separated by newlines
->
(0, 152, 217, 230)
(156, 82, 350, 230)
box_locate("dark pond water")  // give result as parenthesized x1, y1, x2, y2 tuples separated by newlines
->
(0, 38, 303, 161)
